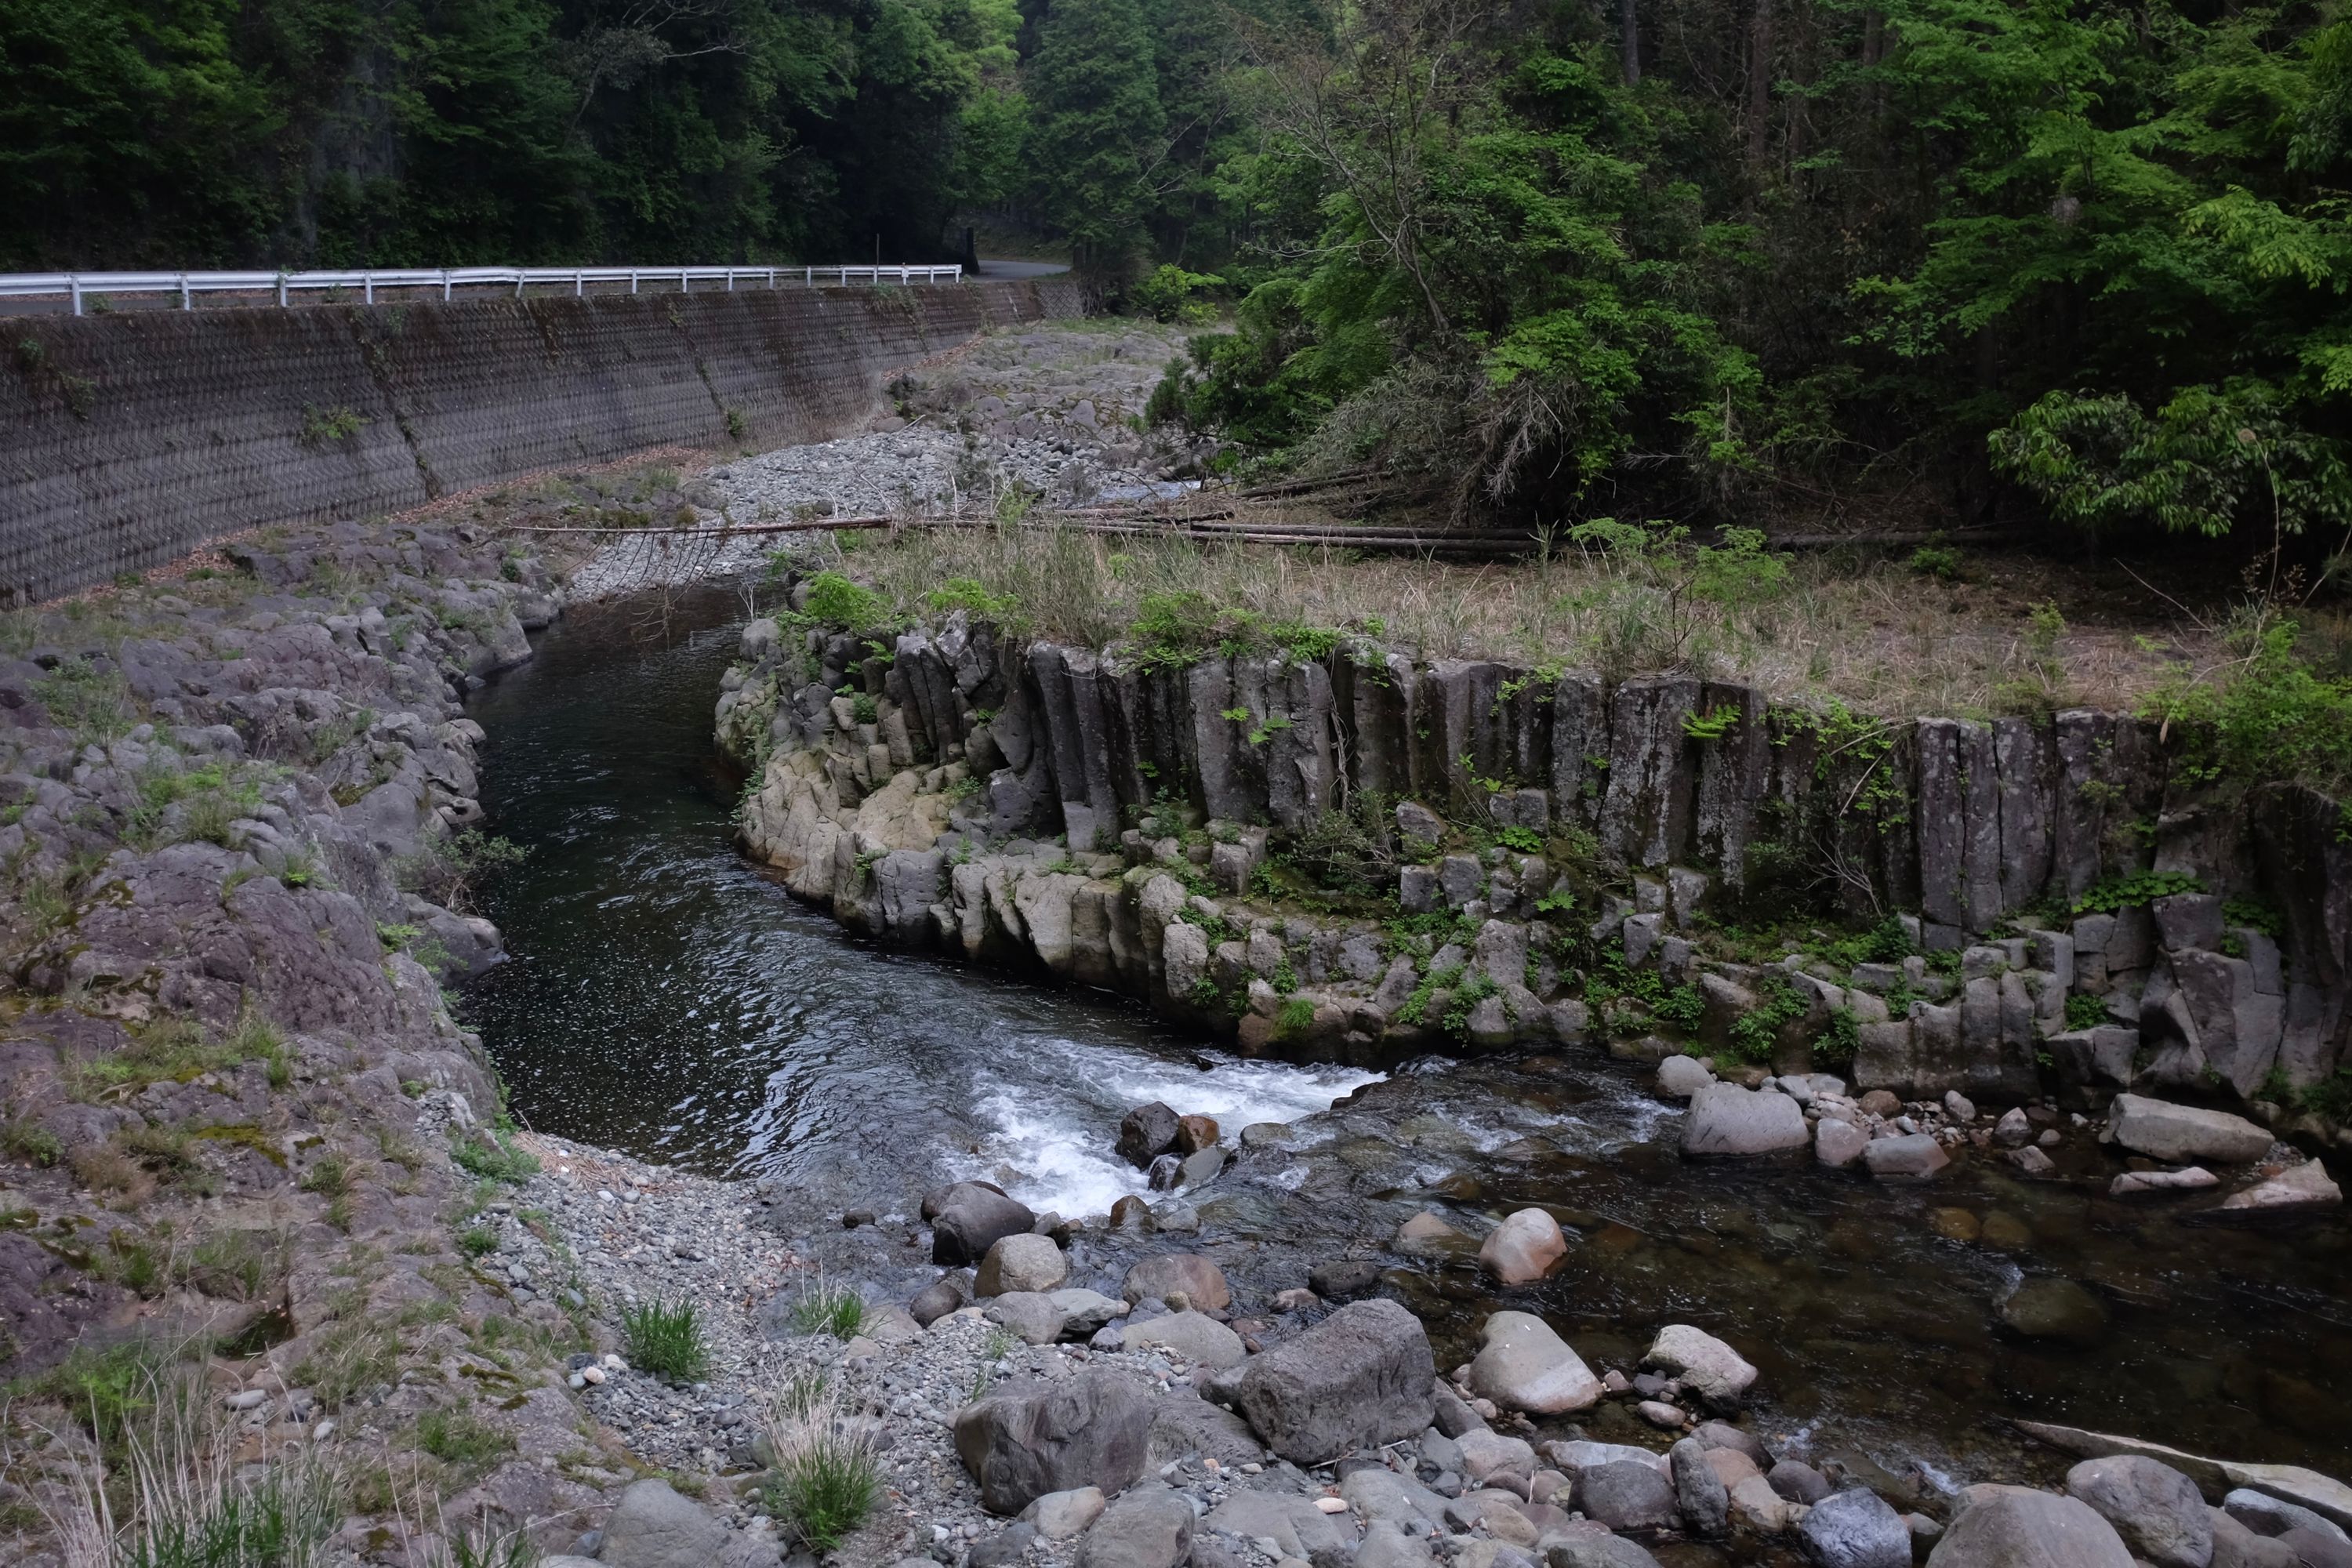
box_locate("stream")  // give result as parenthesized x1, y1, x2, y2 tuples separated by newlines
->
(460, 587, 2352, 1509)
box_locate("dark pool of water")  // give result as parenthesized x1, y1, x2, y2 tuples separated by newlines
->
(460, 590, 2352, 1504)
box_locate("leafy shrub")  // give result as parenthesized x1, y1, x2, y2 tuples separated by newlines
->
(2074, 871, 2203, 915)
(1130, 263, 1225, 323)
(1814, 1006, 1861, 1068)
(801, 572, 885, 629)
(1655, 985, 1705, 1031)
(2148, 619, 2352, 808)
(924, 577, 1020, 622)
(623, 1298, 711, 1381)
(1729, 977, 1807, 1063)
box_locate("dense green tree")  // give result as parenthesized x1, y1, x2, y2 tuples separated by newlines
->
(1024, 0, 1163, 278)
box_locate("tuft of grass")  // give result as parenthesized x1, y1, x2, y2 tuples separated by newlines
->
(788, 1282, 869, 1340)
(760, 1381, 880, 1552)
(620, 1298, 710, 1382)
(414, 1407, 513, 1473)
(457, 1225, 498, 1258)
(448, 1128, 538, 1182)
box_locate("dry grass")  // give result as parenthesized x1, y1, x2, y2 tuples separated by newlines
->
(810, 517, 2322, 717)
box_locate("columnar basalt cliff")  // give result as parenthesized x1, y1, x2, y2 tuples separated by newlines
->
(720, 612, 2350, 1132)
(0, 279, 1083, 604)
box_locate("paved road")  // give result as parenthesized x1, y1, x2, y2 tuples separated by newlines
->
(972, 258, 1070, 280)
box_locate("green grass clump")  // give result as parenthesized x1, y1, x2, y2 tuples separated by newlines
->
(763, 1383, 880, 1552)
(415, 1406, 514, 1472)
(788, 1283, 869, 1340)
(448, 1129, 539, 1182)
(457, 1225, 498, 1258)
(622, 1298, 710, 1381)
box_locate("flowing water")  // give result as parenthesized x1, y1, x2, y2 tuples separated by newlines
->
(463, 589, 2352, 1505)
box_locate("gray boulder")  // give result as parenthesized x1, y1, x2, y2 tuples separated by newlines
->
(1080, 1486, 1195, 1568)
(1773, 1461, 1835, 1504)
(596, 1479, 726, 1568)
(1123, 1309, 1247, 1369)
(1577, 1462, 1679, 1533)
(1642, 1324, 1756, 1410)
(1670, 1437, 1728, 1537)
(1862, 1132, 1951, 1178)
(1023, 1488, 1108, 1541)
(1928, 1485, 2135, 1567)
(1356, 1519, 1437, 1568)
(2066, 1457, 2212, 1568)
(977, 1233, 1069, 1296)
(1119, 1102, 1181, 1167)
(2224, 1489, 2351, 1544)
(1798, 1488, 1912, 1568)
(2211, 1508, 2299, 1568)
(1545, 1535, 1662, 1568)
(2107, 1094, 2273, 1164)
(911, 1272, 971, 1327)
(1342, 1466, 1450, 1526)
(1469, 1310, 1602, 1414)
(955, 1371, 1153, 1514)
(1232, 1298, 1436, 1464)
(1203, 1490, 1359, 1558)
(1682, 1082, 1811, 1156)
(984, 1291, 1069, 1345)
(1123, 1253, 1232, 1311)
(934, 1183, 1040, 1265)
(1147, 1393, 1264, 1468)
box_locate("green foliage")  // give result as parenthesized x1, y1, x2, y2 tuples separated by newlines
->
(1025, 0, 1163, 277)
(448, 1128, 539, 1183)
(1814, 1007, 1861, 1069)
(2065, 993, 2111, 1031)
(2147, 619, 2352, 808)
(925, 577, 1020, 622)
(34, 662, 133, 741)
(1907, 546, 1962, 580)
(1131, 263, 1223, 322)
(416, 1406, 514, 1472)
(297, 405, 366, 446)
(1270, 996, 1316, 1040)
(1729, 976, 1807, 1064)
(789, 1283, 870, 1339)
(1682, 705, 1741, 742)
(458, 1225, 498, 1258)
(2073, 871, 2205, 915)
(1654, 984, 1705, 1031)
(764, 1415, 880, 1552)
(622, 1298, 711, 1381)
(801, 572, 887, 630)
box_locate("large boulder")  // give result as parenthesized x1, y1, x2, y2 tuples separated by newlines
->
(1232, 1298, 1436, 1464)
(596, 1479, 728, 1568)
(1080, 1485, 1194, 1568)
(1121, 1310, 1247, 1370)
(1641, 1325, 1757, 1411)
(1577, 1462, 1679, 1533)
(1146, 1394, 1264, 1468)
(1863, 1132, 1951, 1178)
(2107, 1094, 2274, 1164)
(1472, 1311, 1603, 1414)
(1122, 1253, 1232, 1311)
(977, 1233, 1069, 1296)
(1118, 1103, 1181, 1168)
(933, 1184, 1040, 1266)
(1203, 1490, 1360, 1558)
(954, 1371, 1153, 1514)
(2065, 1457, 2212, 1568)
(1479, 1209, 1570, 1284)
(1928, 1485, 2135, 1568)
(1682, 1082, 1811, 1156)
(1798, 1488, 1912, 1568)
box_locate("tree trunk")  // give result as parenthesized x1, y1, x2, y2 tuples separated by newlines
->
(1621, 0, 1641, 85)
(1747, 0, 1775, 170)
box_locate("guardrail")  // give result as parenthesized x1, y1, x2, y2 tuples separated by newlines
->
(0, 264, 966, 315)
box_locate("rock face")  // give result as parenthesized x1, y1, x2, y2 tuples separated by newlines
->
(597, 1478, 730, 1568)
(955, 1371, 1153, 1514)
(933, 1183, 1040, 1265)
(976, 1233, 1069, 1296)
(1798, 1488, 1913, 1568)
(1122, 1253, 1232, 1311)
(1929, 1485, 2136, 1568)
(2064, 1457, 2212, 1568)
(1232, 1298, 1436, 1463)
(2107, 1094, 2274, 1164)
(1641, 1324, 1757, 1410)
(1479, 1208, 1570, 1284)
(1470, 1311, 1604, 1414)
(1682, 1082, 1811, 1156)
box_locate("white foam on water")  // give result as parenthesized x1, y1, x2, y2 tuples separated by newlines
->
(947, 1040, 1381, 1217)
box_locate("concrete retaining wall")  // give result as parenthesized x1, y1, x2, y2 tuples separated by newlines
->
(0, 279, 1082, 603)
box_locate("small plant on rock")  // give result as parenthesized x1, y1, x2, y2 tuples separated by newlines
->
(621, 1298, 710, 1381)
(2064, 993, 2111, 1030)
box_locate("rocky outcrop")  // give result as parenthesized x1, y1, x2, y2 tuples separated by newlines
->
(720, 609, 2350, 1120)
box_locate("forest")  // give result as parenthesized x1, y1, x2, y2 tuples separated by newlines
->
(2, 0, 2347, 540)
